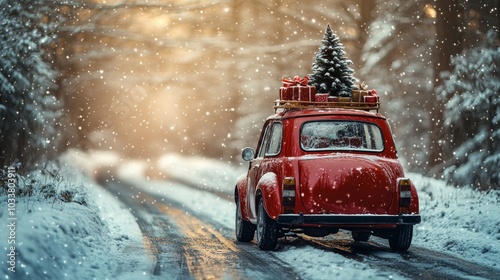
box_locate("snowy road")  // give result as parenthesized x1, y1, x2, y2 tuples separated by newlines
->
(101, 179, 299, 280)
(97, 172, 499, 280)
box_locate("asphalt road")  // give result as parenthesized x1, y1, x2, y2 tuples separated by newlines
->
(98, 176, 499, 280)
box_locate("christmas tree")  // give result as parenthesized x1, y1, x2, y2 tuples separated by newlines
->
(309, 24, 356, 97)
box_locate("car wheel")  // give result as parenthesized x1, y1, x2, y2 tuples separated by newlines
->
(256, 198, 278, 250)
(235, 197, 255, 242)
(389, 225, 413, 252)
(352, 231, 371, 242)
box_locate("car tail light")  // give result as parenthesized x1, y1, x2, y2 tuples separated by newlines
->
(282, 177, 296, 213)
(398, 178, 412, 212)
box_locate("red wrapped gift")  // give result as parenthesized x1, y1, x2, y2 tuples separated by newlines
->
(328, 96, 338, 102)
(279, 87, 291, 100)
(363, 90, 380, 105)
(280, 76, 316, 101)
(315, 93, 329, 102)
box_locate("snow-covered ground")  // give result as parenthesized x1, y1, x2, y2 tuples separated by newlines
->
(411, 173, 500, 268)
(0, 151, 152, 279)
(1, 150, 499, 279)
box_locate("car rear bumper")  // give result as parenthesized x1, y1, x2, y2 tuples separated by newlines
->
(277, 213, 421, 225)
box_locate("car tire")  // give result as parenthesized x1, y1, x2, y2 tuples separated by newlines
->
(352, 231, 371, 242)
(235, 197, 255, 242)
(256, 198, 278, 250)
(389, 225, 413, 252)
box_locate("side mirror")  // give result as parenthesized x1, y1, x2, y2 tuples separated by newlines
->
(241, 147, 255, 161)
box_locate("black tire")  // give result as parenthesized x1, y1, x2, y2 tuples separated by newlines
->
(256, 198, 278, 250)
(235, 197, 255, 242)
(352, 231, 371, 242)
(389, 225, 413, 252)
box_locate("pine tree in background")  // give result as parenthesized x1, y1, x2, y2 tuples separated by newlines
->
(0, 0, 63, 169)
(439, 30, 500, 190)
(309, 24, 356, 96)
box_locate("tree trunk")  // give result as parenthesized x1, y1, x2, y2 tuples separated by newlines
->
(428, 0, 463, 175)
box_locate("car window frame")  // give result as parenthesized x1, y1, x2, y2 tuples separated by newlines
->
(256, 123, 271, 158)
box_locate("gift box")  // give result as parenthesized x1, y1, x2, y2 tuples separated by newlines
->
(315, 93, 329, 102)
(328, 96, 338, 102)
(280, 75, 316, 101)
(364, 95, 379, 105)
(352, 90, 369, 103)
(364, 95, 378, 103)
(280, 86, 316, 101)
(338, 96, 351, 103)
(279, 87, 292, 100)
(363, 90, 380, 106)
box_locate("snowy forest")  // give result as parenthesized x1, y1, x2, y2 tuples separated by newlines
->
(1, 0, 499, 190)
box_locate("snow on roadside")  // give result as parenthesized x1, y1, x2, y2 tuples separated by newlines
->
(0, 150, 153, 279)
(411, 173, 500, 268)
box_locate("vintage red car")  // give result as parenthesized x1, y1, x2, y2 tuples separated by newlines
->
(234, 101, 421, 251)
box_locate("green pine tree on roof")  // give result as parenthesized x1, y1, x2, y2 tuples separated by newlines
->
(309, 24, 356, 97)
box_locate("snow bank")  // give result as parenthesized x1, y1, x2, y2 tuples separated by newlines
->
(1, 200, 108, 279)
(0, 151, 152, 279)
(411, 173, 500, 268)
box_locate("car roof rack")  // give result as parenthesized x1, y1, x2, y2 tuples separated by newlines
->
(273, 100, 380, 113)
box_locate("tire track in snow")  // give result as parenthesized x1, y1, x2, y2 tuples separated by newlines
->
(100, 178, 192, 279)
(296, 234, 500, 279)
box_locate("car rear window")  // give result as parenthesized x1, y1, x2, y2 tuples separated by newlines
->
(300, 121, 384, 152)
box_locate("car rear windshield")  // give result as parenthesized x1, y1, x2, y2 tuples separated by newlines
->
(300, 121, 384, 152)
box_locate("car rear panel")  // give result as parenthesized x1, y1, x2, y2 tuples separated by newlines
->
(297, 155, 401, 215)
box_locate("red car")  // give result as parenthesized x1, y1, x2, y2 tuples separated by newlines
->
(234, 101, 420, 251)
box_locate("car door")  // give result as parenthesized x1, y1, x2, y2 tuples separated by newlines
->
(245, 122, 272, 221)
(246, 121, 283, 221)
